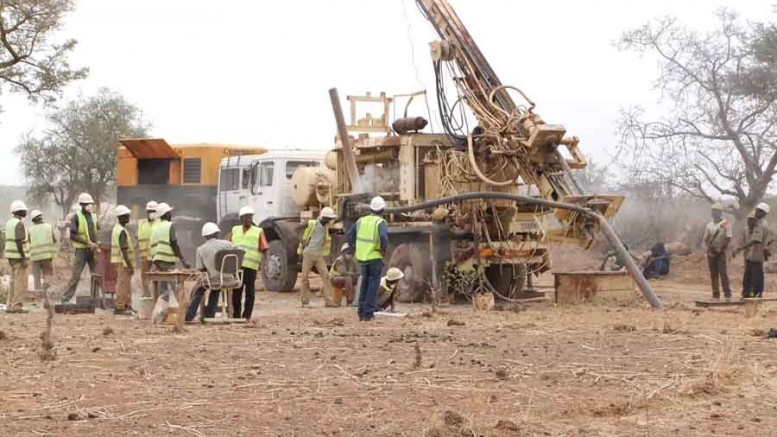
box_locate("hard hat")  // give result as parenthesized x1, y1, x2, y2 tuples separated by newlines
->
(77, 192, 94, 204)
(239, 206, 255, 217)
(156, 202, 173, 217)
(370, 196, 386, 212)
(341, 243, 350, 252)
(748, 210, 757, 218)
(756, 202, 770, 214)
(10, 200, 27, 213)
(320, 207, 336, 219)
(432, 207, 448, 221)
(711, 203, 723, 211)
(114, 205, 131, 217)
(386, 267, 404, 281)
(146, 201, 158, 211)
(201, 222, 220, 237)
(30, 209, 42, 220)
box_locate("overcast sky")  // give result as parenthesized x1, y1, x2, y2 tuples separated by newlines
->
(0, 0, 771, 186)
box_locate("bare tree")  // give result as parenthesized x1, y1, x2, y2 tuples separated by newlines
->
(616, 11, 777, 218)
(0, 0, 87, 104)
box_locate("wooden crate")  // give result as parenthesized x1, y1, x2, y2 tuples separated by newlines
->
(553, 271, 635, 305)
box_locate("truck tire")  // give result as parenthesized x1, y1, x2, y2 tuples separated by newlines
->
(262, 239, 298, 292)
(389, 243, 429, 303)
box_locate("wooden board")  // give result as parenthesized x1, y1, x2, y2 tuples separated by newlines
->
(695, 297, 777, 308)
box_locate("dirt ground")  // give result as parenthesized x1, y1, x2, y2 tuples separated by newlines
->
(2, 254, 777, 436)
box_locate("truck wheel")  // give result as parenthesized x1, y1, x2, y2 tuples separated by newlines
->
(389, 243, 429, 303)
(485, 263, 526, 300)
(262, 240, 298, 292)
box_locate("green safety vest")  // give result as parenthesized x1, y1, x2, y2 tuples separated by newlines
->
(72, 210, 95, 249)
(137, 218, 157, 260)
(297, 219, 332, 257)
(150, 221, 177, 263)
(111, 224, 135, 268)
(4, 217, 29, 260)
(231, 225, 262, 270)
(355, 215, 386, 262)
(29, 223, 55, 261)
(379, 277, 392, 296)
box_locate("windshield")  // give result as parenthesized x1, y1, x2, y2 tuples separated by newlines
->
(286, 161, 319, 179)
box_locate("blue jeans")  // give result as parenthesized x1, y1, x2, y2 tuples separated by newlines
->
(358, 259, 383, 319)
(185, 285, 220, 322)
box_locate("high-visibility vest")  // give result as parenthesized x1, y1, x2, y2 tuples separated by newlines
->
(231, 225, 263, 270)
(355, 215, 386, 262)
(111, 224, 135, 268)
(379, 277, 392, 297)
(29, 223, 55, 261)
(137, 218, 157, 260)
(297, 219, 331, 257)
(4, 217, 29, 260)
(72, 211, 95, 249)
(150, 221, 177, 263)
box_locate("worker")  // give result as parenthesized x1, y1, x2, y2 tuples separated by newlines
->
(137, 200, 158, 299)
(599, 244, 634, 272)
(642, 242, 670, 280)
(111, 205, 135, 315)
(347, 196, 389, 321)
(150, 202, 190, 299)
(329, 243, 360, 306)
(734, 203, 771, 298)
(185, 222, 238, 322)
(60, 193, 100, 304)
(29, 210, 57, 292)
(297, 207, 337, 308)
(377, 267, 404, 313)
(228, 206, 268, 319)
(703, 203, 733, 300)
(5, 200, 30, 313)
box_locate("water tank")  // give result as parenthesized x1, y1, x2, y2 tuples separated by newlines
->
(324, 150, 338, 170)
(291, 166, 335, 207)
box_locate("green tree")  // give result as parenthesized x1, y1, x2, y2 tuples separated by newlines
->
(16, 89, 150, 217)
(0, 0, 87, 104)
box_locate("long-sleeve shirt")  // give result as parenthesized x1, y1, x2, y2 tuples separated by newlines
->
(346, 216, 388, 254)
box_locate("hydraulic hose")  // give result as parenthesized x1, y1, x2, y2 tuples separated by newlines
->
(467, 135, 515, 186)
(382, 192, 663, 310)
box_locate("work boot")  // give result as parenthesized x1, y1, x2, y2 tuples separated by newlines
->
(301, 301, 310, 308)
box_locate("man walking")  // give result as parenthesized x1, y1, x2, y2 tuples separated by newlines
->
(111, 205, 135, 315)
(61, 193, 100, 304)
(5, 200, 30, 313)
(297, 207, 336, 308)
(228, 206, 267, 319)
(29, 210, 57, 292)
(735, 203, 771, 298)
(347, 196, 388, 321)
(137, 201, 158, 298)
(703, 203, 732, 300)
(150, 202, 190, 299)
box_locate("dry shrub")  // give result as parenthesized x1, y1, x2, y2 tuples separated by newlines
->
(679, 340, 745, 398)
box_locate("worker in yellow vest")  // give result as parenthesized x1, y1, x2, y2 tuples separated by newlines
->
(111, 205, 135, 315)
(150, 202, 190, 299)
(5, 200, 30, 313)
(29, 210, 57, 292)
(227, 206, 268, 320)
(60, 192, 100, 304)
(297, 207, 337, 308)
(137, 200, 158, 298)
(346, 196, 389, 321)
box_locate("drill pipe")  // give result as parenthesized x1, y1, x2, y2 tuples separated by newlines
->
(328, 88, 364, 193)
(382, 192, 663, 310)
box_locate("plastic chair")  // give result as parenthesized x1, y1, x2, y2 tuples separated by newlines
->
(200, 249, 244, 319)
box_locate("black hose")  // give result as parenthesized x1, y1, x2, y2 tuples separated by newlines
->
(382, 192, 590, 215)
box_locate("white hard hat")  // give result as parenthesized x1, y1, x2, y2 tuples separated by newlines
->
(114, 205, 131, 217)
(30, 209, 42, 220)
(239, 206, 255, 217)
(386, 267, 404, 281)
(320, 207, 336, 219)
(341, 243, 350, 252)
(757, 202, 770, 214)
(146, 201, 158, 211)
(10, 200, 27, 213)
(201, 222, 220, 237)
(156, 202, 173, 217)
(77, 192, 94, 205)
(370, 196, 386, 212)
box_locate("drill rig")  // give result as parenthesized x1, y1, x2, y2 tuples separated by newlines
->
(317, 0, 660, 307)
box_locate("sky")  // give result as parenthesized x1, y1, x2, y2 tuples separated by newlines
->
(0, 0, 772, 186)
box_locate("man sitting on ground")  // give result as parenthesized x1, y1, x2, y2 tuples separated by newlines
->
(185, 222, 240, 322)
(330, 243, 360, 306)
(377, 268, 404, 313)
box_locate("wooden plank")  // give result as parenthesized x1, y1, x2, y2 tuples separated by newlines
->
(695, 297, 777, 308)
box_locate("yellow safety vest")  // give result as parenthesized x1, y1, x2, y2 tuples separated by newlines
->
(4, 217, 29, 260)
(355, 215, 386, 262)
(297, 219, 332, 257)
(379, 277, 393, 296)
(29, 223, 56, 261)
(111, 224, 135, 268)
(151, 221, 177, 263)
(231, 225, 262, 270)
(137, 218, 157, 260)
(72, 210, 94, 249)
